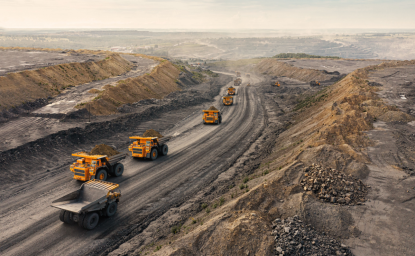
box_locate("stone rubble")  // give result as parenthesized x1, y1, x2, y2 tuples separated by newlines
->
(272, 215, 353, 256)
(300, 164, 368, 205)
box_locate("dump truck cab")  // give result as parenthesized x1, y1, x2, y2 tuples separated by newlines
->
(70, 152, 126, 182)
(129, 136, 168, 160)
(227, 87, 236, 95)
(223, 96, 233, 106)
(203, 110, 222, 124)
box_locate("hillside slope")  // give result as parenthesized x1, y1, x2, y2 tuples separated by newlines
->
(141, 60, 415, 256)
(0, 53, 132, 111)
(254, 58, 334, 82)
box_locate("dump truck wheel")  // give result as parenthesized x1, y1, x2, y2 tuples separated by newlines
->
(113, 163, 124, 177)
(64, 211, 75, 224)
(105, 202, 118, 217)
(83, 212, 99, 230)
(59, 210, 66, 223)
(150, 148, 158, 160)
(160, 144, 168, 156)
(78, 214, 86, 228)
(96, 169, 107, 181)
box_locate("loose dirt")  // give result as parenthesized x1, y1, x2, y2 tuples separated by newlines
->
(143, 129, 163, 138)
(208, 106, 218, 110)
(88, 144, 119, 156)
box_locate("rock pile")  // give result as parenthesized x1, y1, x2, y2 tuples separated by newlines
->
(272, 215, 353, 256)
(301, 164, 368, 205)
(208, 106, 218, 111)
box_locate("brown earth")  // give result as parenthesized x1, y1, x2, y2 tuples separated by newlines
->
(88, 144, 120, 156)
(254, 58, 333, 83)
(143, 129, 163, 138)
(80, 61, 181, 115)
(147, 60, 415, 256)
(0, 53, 133, 111)
(208, 106, 218, 111)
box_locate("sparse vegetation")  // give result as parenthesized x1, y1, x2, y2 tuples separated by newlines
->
(219, 197, 225, 206)
(171, 225, 181, 234)
(294, 87, 329, 111)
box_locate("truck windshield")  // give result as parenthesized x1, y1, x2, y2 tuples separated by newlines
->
(146, 141, 151, 146)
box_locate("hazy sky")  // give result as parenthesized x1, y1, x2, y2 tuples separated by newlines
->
(1, 0, 414, 29)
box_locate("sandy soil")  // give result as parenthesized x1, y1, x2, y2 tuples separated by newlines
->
(33, 55, 157, 115)
(0, 50, 103, 76)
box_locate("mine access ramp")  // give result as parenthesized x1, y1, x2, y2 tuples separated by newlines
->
(51, 179, 121, 230)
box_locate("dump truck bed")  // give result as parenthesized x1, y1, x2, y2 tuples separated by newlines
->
(51, 180, 119, 213)
(108, 152, 128, 165)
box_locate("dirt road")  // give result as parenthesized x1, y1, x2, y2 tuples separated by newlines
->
(0, 76, 265, 255)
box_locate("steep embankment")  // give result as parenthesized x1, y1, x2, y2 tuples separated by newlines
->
(147, 60, 415, 255)
(78, 61, 185, 115)
(0, 53, 133, 111)
(254, 58, 334, 82)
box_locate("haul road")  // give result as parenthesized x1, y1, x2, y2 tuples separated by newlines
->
(0, 76, 265, 256)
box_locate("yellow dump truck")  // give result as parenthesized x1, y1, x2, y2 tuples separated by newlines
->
(222, 96, 233, 106)
(227, 87, 236, 95)
(203, 110, 222, 124)
(310, 81, 321, 87)
(129, 136, 168, 160)
(236, 71, 241, 77)
(52, 180, 121, 230)
(247, 83, 251, 86)
(234, 78, 242, 86)
(70, 152, 127, 181)
(272, 81, 280, 87)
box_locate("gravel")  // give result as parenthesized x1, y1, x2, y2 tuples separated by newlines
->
(300, 164, 368, 205)
(272, 215, 353, 256)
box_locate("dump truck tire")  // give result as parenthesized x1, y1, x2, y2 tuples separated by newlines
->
(78, 214, 86, 228)
(150, 148, 158, 160)
(59, 210, 66, 223)
(96, 169, 108, 181)
(64, 211, 75, 224)
(113, 163, 124, 177)
(160, 144, 168, 156)
(83, 212, 99, 230)
(105, 202, 118, 217)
